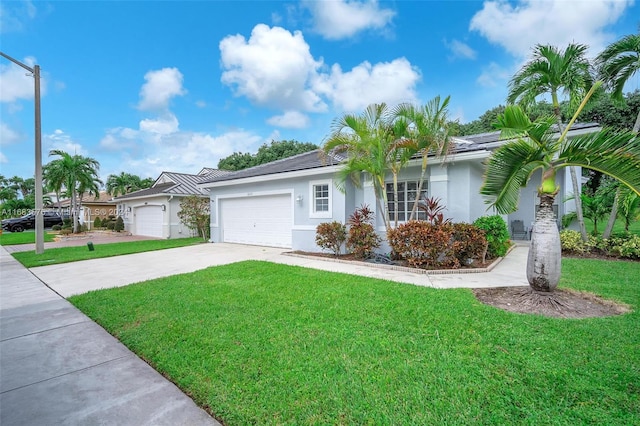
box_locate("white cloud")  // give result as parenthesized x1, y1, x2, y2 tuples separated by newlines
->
(470, 0, 633, 58)
(220, 24, 326, 112)
(0, 0, 37, 33)
(139, 113, 179, 135)
(43, 129, 88, 157)
(477, 62, 511, 88)
(444, 39, 477, 60)
(266, 111, 310, 129)
(314, 58, 421, 112)
(0, 122, 22, 145)
(0, 57, 46, 102)
(195, 100, 207, 108)
(303, 0, 395, 40)
(220, 24, 421, 115)
(137, 67, 186, 111)
(0, 151, 7, 163)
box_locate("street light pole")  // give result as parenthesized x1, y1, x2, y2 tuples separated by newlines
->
(1, 51, 44, 254)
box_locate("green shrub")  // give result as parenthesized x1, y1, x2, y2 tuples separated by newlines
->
(316, 221, 347, 256)
(106, 220, 116, 230)
(93, 217, 103, 228)
(114, 216, 125, 232)
(608, 234, 640, 259)
(59, 228, 72, 235)
(388, 221, 455, 268)
(451, 223, 488, 264)
(62, 218, 72, 229)
(347, 205, 380, 259)
(51, 224, 62, 231)
(473, 215, 510, 258)
(560, 230, 640, 259)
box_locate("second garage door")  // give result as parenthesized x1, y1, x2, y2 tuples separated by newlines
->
(221, 194, 292, 248)
(135, 205, 164, 238)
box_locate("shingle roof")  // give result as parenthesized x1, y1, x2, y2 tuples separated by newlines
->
(200, 123, 601, 184)
(200, 150, 344, 184)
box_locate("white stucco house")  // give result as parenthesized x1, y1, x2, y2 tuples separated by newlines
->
(114, 168, 229, 239)
(199, 123, 599, 251)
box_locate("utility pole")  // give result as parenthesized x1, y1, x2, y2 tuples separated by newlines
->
(1, 51, 44, 254)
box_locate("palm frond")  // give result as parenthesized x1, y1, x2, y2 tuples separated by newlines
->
(480, 139, 547, 214)
(558, 129, 640, 196)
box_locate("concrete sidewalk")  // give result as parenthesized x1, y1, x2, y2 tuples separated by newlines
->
(0, 247, 219, 426)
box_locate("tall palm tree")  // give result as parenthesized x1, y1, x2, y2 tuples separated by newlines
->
(597, 31, 640, 238)
(481, 93, 640, 292)
(393, 95, 453, 220)
(508, 43, 594, 242)
(597, 31, 640, 133)
(106, 172, 144, 197)
(323, 103, 400, 232)
(44, 150, 102, 233)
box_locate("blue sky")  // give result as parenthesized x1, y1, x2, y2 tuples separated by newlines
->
(1, 0, 638, 183)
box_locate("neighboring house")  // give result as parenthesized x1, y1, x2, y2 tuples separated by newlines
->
(115, 168, 230, 239)
(57, 191, 117, 229)
(199, 124, 600, 251)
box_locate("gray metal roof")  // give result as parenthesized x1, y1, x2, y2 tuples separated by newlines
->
(115, 169, 231, 200)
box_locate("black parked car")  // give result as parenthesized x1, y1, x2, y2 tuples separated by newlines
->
(1, 211, 64, 232)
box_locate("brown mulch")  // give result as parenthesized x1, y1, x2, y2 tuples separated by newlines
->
(473, 287, 631, 319)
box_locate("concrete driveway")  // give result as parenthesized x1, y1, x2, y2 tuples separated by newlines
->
(29, 242, 530, 298)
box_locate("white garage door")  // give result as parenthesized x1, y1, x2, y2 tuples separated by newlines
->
(221, 194, 292, 248)
(135, 206, 163, 238)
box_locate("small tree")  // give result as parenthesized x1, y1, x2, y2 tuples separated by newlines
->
(93, 217, 102, 229)
(177, 196, 210, 240)
(114, 216, 125, 232)
(315, 221, 347, 256)
(347, 204, 381, 259)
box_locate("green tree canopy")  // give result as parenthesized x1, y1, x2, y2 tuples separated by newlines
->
(218, 140, 318, 171)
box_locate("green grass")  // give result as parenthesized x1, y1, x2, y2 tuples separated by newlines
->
(583, 217, 640, 236)
(0, 230, 56, 245)
(69, 258, 640, 425)
(12, 237, 204, 267)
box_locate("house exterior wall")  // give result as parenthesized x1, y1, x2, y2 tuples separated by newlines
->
(208, 171, 348, 251)
(117, 196, 191, 239)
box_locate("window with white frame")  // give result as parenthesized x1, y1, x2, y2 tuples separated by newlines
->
(386, 180, 428, 222)
(310, 180, 332, 218)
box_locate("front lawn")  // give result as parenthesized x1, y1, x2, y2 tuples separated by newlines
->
(0, 230, 56, 245)
(69, 258, 640, 425)
(13, 237, 203, 267)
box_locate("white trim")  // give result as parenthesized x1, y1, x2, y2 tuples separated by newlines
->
(309, 179, 333, 219)
(200, 165, 342, 189)
(292, 225, 317, 231)
(211, 189, 294, 228)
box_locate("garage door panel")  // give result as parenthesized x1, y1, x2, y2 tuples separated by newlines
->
(221, 195, 292, 248)
(135, 206, 163, 238)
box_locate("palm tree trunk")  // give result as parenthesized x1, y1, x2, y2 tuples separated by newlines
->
(569, 166, 589, 241)
(633, 109, 640, 133)
(554, 107, 588, 242)
(392, 172, 399, 228)
(409, 154, 428, 221)
(602, 187, 620, 239)
(527, 193, 562, 292)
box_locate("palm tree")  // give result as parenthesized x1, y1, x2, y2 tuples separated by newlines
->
(393, 96, 453, 220)
(106, 172, 144, 197)
(43, 150, 102, 233)
(323, 103, 401, 232)
(596, 31, 640, 238)
(508, 43, 594, 242)
(481, 93, 640, 292)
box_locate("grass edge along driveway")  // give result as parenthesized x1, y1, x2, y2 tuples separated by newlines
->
(70, 258, 640, 425)
(12, 237, 204, 268)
